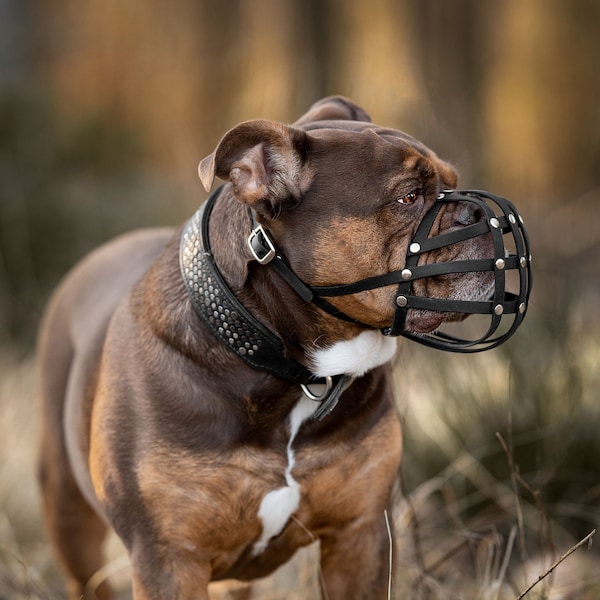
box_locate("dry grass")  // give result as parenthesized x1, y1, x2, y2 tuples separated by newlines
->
(1, 329, 599, 599)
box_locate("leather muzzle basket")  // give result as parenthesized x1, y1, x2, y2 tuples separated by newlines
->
(243, 187, 531, 354)
(387, 189, 532, 352)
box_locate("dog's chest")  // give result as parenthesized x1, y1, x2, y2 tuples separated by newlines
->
(136, 388, 401, 581)
(136, 396, 318, 573)
(251, 332, 397, 552)
(135, 334, 400, 577)
(251, 394, 317, 555)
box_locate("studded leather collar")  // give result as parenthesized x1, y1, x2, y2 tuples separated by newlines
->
(179, 187, 351, 419)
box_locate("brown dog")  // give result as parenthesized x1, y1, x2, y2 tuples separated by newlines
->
(37, 96, 494, 599)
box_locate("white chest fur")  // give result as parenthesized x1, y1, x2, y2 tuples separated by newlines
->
(308, 330, 397, 378)
(253, 395, 317, 555)
(252, 331, 397, 555)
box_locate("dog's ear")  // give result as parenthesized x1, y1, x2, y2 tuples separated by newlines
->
(293, 96, 371, 126)
(198, 120, 308, 217)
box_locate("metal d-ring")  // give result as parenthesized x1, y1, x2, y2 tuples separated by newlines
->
(301, 376, 333, 402)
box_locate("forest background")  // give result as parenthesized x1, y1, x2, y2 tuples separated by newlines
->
(1, 1, 599, 598)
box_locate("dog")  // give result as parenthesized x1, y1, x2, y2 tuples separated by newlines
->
(37, 96, 497, 599)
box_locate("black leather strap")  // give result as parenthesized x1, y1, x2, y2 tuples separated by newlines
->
(313, 374, 353, 420)
(248, 209, 373, 328)
(181, 188, 318, 385)
(180, 187, 352, 419)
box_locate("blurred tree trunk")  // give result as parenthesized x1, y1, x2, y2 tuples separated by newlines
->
(403, 0, 600, 211)
(232, 0, 318, 122)
(35, 1, 214, 175)
(327, 0, 422, 128)
(482, 0, 600, 204)
(407, 0, 489, 176)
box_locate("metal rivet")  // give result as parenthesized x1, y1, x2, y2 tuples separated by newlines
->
(518, 302, 526, 314)
(489, 217, 500, 229)
(495, 258, 505, 270)
(409, 242, 421, 254)
(396, 295, 408, 307)
(437, 192, 445, 199)
(520, 256, 527, 268)
(494, 304, 504, 315)
(508, 214, 517, 225)
(401, 268, 412, 280)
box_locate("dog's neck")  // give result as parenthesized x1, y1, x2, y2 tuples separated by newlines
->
(203, 188, 397, 378)
(208, 191, 354, 356)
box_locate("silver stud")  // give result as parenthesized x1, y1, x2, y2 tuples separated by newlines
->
(401, 268, 412, 280)
(494, 304, 504, 315)
(508, 214, 517, 225)
(495, 258, 506, 270)
(409, 242, 421, 254)
(518, 302, 526, 314)
(396, 295, 408, 307)
(489, 217, 500, 229)
(437, 192, 445, 199)
(520, 256, 527, 268)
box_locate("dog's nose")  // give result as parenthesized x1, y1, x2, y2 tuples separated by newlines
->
(454, 201, 485, 227)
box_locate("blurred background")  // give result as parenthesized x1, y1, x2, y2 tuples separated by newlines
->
(0, 0, 599, 598)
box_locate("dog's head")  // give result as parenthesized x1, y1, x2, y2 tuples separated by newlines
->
(199, 97, 530, 351)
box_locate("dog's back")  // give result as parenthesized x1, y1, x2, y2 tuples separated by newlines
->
(37, 227, 172, 599)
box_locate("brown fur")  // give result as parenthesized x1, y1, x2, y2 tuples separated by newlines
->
(38, 96, 491, 599)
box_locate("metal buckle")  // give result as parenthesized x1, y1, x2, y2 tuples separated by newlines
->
(248, 225, 276, 264)
(301, 376, 333, 401)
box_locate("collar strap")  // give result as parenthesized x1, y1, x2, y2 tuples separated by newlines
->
(247, 189, 532, 353)
(180, 187, 352, 419)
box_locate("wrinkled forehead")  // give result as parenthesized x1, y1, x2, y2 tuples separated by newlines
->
(302, 119, 436, 160)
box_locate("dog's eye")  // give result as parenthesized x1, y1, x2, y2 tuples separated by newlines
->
(397, 192, 418, 205)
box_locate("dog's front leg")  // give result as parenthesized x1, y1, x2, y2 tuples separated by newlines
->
(319, 513, 393, 600)
(129, 551, 212, 600)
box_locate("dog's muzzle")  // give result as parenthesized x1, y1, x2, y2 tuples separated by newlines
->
(249, 190, 532, 353)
